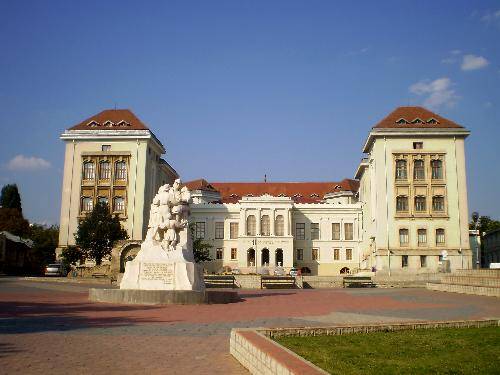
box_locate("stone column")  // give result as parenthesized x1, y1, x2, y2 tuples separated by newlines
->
(287, 210, 292, 236)
(270, 209, 276, 236)
(239, 208, 245, 236)
(256, 209, 261, 236)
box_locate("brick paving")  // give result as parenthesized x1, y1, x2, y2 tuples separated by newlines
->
(1, 277, 499, 374)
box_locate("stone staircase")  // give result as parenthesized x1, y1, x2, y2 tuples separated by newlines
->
(427, 269, 500, 297)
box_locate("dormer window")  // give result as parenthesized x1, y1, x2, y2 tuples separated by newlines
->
(117, 120, 130, 127)
(293, 193, 303, 198)
(411, 118, 424, 124)
(229, 193, 238, 198)
(278, 193, 286, 197)
(334, 185, 341, 189)
(87, 121, 100, 127)
(427, 118, 439, 124)
(246, 194, 254, 197)
(396, 118, 408, 125)
(310, 193, 319, 198)
(103, 120, 114, 127)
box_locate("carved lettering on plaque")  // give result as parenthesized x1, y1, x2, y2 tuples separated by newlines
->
(140, 263, 174, 285)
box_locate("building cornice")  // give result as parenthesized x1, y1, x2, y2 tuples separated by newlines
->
(362, 128, 470, 153)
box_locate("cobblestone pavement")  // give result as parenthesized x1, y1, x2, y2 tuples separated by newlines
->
(1, 277, 499, 374)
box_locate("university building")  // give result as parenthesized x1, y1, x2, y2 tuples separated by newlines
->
(56, 106, 472, 275)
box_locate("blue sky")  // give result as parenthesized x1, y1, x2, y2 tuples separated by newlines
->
(1, 1, 499, 225)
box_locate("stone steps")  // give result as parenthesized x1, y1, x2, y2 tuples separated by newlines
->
(440, 276, 500, 288)
(427, 282, 500, 297)
(454, 269, 500, 277)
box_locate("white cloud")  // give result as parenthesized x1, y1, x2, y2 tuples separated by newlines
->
(481, 10, 500, 23)
(450, 49, 462, 55)
(6, 155, 51, 171)
(484, 101, 493, 108)
(409, 77, 459, 109)
(441, 57, 457, 64)
(461, 54, 489, 71)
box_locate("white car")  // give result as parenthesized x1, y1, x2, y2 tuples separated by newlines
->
(289, 267, 299, 277)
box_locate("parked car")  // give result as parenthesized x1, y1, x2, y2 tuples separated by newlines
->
(45, 263, 66, 277)
(289, 267, 299, 277)
(274, 266, 285, 276)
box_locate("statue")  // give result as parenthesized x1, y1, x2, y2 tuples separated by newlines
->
(120, 178, 204, 291)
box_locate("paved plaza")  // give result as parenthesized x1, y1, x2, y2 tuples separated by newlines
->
(1, 277, 499, 374)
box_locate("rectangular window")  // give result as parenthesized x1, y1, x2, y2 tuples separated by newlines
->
(83, 161, 95, 180)
(399, 228, 409, 246)
(101, 145, 111, 152)
(396, 196, 409, 212)
(312, 248, 319, 261)
(215, 222, 224, 239)
(414, 160, 425, 180)
(402, 255, 409, 267)
(436, 229, 445, 245)
(415, 196, 426, 212)
(295, 223, 305, 240)
(344, 223, 354, 240)
(297, 249, 303, 261)
(115, 161, 127, 180)
(431, 160, 443, 179)
(332, 223, 340, 240)
(311, 223, 320, 240)
(230, 222, 239, 239)
(418, 229, 427, 246)
(420, 255, 427, 268)
(195, 222, 206, 239)
(99, 161, 111, 180)
(231, 248, 237, 260)
(432, 196, 445, 212)
(333, 248, 340, 261)
(81, 197, 93, 212)
(413, 142, 423, 150)
(216, 248, 223, 260)
(345, 248, 353, 261)
(395, 160, 407, 180)
(113, 196, 125, 212)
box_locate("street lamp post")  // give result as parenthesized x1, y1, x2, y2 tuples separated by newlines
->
(472, 211, 480, 269)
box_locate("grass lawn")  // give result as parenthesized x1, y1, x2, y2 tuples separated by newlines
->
(275, 326, 500, 374)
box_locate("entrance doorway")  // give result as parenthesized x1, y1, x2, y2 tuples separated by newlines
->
(275, 249, 283, 266)
(247, 249, 255, 267)
(261, 248, 269, 266)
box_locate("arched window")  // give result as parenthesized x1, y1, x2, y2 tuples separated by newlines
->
(99, 161, 111, 180)
(395, 160, 407, 180)
(114, 196, 125, 212)
(260, 215, 270, 236)
(396, 196, 408, 212)
(246, 215, 256, 236)
(115, 161, 127, 180)
(81, 197, 93, 212)
(415, 196, 426, 212)
(432, 196, 445, 212)
(275, 215, 284, 236)
(83, 161, 95, 180)
(431, 159, 443, 179)
(413, 160, 425, 180)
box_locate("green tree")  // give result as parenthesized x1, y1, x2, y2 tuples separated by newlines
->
(190, 223, 212, 263)
(29, 224, 59, 266)
(469, 215, 500, 234)
(74, 202, 128, 265)
(0, 208, 30, 237)
(0, 184, 22, 212)
(60, 245, 85, 267)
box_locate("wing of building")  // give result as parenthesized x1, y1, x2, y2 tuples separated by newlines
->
(57, 106, 471, 275)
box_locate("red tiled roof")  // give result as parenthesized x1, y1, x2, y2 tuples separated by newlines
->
(185, 179, 359, 203)
(69, 109, 150, 130)
(373, 106, 463, 129)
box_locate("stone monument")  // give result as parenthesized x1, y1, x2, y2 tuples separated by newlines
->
(120, 179, 204, 292)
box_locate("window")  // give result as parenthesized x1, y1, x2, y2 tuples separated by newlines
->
(295, 223, 305, 240)
(81, 197, 93, 212)
(297, 249, 303, 261)
(436, 229, 445, 245)
(399, 228, 409, 246)
(418, 229, 427, 246)
(432, 196, 445, 212)
(346, 248, 352, 261)
(395, 160, 407, 180)
(115, 161, 127, 180)
(275, 215, 284, 236)
(413, 160, 425, 180)
(312, 248, 319, 261)
(261, 215, 270, 236)
(97, 196, 108, 206)
(333, 248, 340, 261)
(396, 196, 409, 212)
(420, 255, 427, 268)
(431, 159, 443, 179)
(415, 196, 426, 212)
(311, 223, 320, 240)
(413, 142, 423, 150)
(231, 248, 237, 260)
(332, 223, 340, 240)
(195, 222, 206, 239)
(344, 223, 353, 240)
(230, 222, 239, 239)
(101, 145, 111, 152)
(246, 215, 256, 236)
(216, 248, 223, 260)
(99, 161, 111, 180)
(113, 196, 125, 212)
(215, 222, 224, 239)
(83, 161, 95, 180)
(402, 255, 408, 267)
